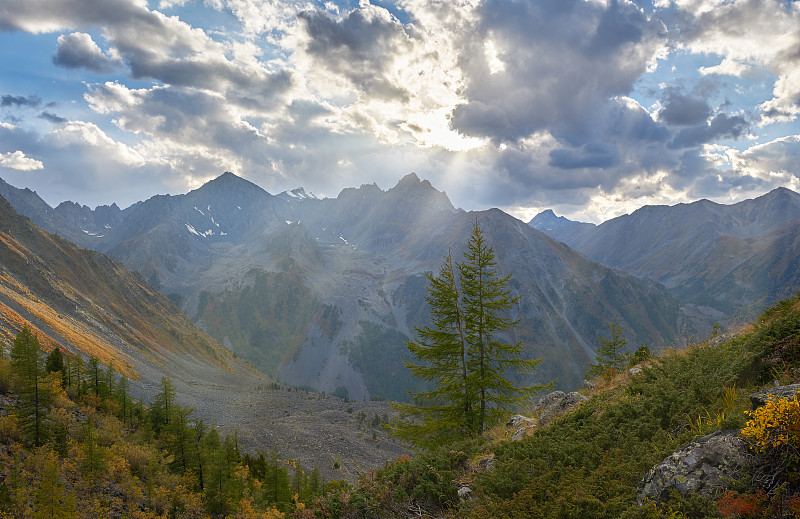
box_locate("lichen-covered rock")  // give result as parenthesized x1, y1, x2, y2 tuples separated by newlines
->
(511, 427, 530, 441)
(471, 453, 495, 473)
(636, 430, 753, 505)
(507, 414, 534, 428)
(750, 383, 800, 409)
(628, 366, 643, 377)
(536, 391, 587, 426)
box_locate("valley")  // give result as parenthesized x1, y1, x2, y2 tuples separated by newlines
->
(0, 173, 691, 399)
(0, 171, 799, 514)
(0, 192, 403, 482)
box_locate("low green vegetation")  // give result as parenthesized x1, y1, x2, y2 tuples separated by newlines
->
(297, 293, 800, 518)
(0, 326, 330, 518)
(5, 290, 800, 517)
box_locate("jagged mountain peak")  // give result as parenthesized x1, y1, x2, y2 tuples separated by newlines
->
(278, 187, 318, 201)
(385, 172, 455, 212)
(389, 172, 436, 193)
(395, 171, 421, 187)
(528, 209, 587, 231)
(337, 182, 382, 198)
(190, 171, 272, 199)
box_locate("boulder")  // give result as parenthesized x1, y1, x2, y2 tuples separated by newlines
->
(636, 430, 753, 504)
(511, 427, 530, 441)
(507, 414, 534, 428)
(536, 391, 587, 426)
(750, 383, 800, 409)
(471, 453, 495, 473)
(457, 484, 472, 501)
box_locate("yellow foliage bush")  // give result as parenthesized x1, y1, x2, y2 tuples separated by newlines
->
(0, 414, 19, 443)
(741, 395, 800, 452)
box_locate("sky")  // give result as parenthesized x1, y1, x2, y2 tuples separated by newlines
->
(0, 0, 799, 223)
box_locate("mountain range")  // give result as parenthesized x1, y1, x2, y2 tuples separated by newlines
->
(0, 192, 234, 378)
(535, 187, 800, 320)
(9, 173, 789, 400)
(0, 188, 410, 480)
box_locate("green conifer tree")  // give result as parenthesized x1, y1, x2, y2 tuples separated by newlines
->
(396, 221, 548, 448)
(44, 347, 64, 375)
(10, 326, 52, 447)
(150, 376, 176, 433)
(87, 356, 102, 397)
(395, 251, 474, 445)
(459, 221, 544, 433)
(585, 321, 630, 379)
(116, 374, 130, 425)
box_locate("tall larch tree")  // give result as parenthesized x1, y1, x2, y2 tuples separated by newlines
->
(395, 251, 475, 446)
(460, 221, 545, 433)
(396, 220, 549, 449)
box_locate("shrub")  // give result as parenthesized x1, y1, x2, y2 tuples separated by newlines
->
(715, 490, 768, 518)
(741, 396, 800, 454)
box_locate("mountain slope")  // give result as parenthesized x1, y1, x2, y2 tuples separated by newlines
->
(0, 193, 407, 480)
(1, 173, 690, 397)
(543, 188, 800, 318)
(0, 193, 235, 376)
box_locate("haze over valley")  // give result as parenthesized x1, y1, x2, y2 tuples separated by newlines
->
(2, 172, 798, 407)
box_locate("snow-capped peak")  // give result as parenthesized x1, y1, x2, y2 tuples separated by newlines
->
(280, 187, 318, 200)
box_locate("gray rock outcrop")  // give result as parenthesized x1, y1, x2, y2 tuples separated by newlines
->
(535, 391, 588, 426)
(457, 484, 472, 501)
(507, 414, 534, 428)
(636, 430, 754, 504)
(471, 453, 495, 473)
(750, 383, 800, 409)
(511, 427, 529, 441)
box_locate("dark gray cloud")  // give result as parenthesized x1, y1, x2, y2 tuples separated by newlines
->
(549, 142, 620, 170)
(297, 7, 413, 101)
(450, 0, 666, 143)
(658, 88, 712, 126)
(1, 94, 41, 108)
(39, 111, 67, 123)
(669, 113, 749, 149)
(52, 32, 120, 73)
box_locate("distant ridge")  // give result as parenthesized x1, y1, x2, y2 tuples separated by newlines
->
(528, 209, 592, 231)
(542, 187, 800, 317)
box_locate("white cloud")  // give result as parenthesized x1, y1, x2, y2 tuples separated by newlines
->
(678, 0, 800, 125)
(44, 121, 146, 167)
(729, 135, 800, 183)
(220, 0, 310, 36)
(0, 151, 44, 171)
(698, 57, 750, 77)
